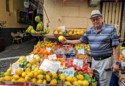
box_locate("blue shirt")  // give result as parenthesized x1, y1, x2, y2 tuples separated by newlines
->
(79, 23, 119, 57)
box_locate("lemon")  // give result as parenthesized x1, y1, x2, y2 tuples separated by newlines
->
(31, 78, 37, 83)
(6, 67, 12, 73)
(58, 36, 65, 42)
(37, 79, 43, 84)
(83, 80, 89, 86)
(29, 58, 36, 65)
(34, 68, 39, 72)
(17, 78, 25, 82)
(43, 79, 47, 84)
(25, 68, 31, 74)
(33, 72, 38, 78)
(73, 81, 80, 86)
(66, 76, 74, 82)
(60, 73, 66, 81)
(4, 76, 12, 81)
(46, 71, 52, 76)
(37, 74, 43, 79)
(13, 74, 19, 80)
(73, 77, 77, 81)
(0, 77, 4, 81)
(34, 54, 41, 62)
(15, 68, 23, 75)
(4, 72, 10, 76)
(76, 74, 84, 80)
(78, 80, 83, 85)
(22, 72, 26, 78)
(65, 81, 71, 86)
(25, 76, 30, 82)
(27, 72, 34, 78)
(50, 79, 57, 85)
(11, 78, 16, 82)
(37, 69, 44, 75)
(46, 75, 51, 82)
(19, 56, 26, 61)
(52, 73, 58, 79)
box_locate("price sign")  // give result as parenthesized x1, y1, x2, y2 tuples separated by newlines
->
(60, 26, 65, 32)
(73, 59, 83, 68)
(46, 48, 51, 52)
(64, 67, 74, 77)
(78, 49, 85, 54)
(48, 54, 57, 60)
(39, 59, 59, 74)
(26, 54, 34, 61)
(11, 63, 20, 74)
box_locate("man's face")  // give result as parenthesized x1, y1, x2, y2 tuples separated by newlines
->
(90, 16, 103, 29)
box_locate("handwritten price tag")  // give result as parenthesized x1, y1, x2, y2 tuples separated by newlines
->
(39, 59, 59, 74)
(78, 49, 85, 54)
(64, 67, 74, 77)
(73, 59, 83, 68)
(48, 54, 57, 60)
(26, 54, 34, 61)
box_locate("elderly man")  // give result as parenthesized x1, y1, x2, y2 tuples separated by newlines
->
(63, 10, 120, 86)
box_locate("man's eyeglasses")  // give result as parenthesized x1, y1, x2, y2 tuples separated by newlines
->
(91, 17, 101, 22)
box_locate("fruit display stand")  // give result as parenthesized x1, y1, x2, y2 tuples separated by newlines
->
(0, 41, 96, 86)
(53, 27, 86, 40)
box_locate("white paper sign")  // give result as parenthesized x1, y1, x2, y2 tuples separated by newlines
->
(39, 59, 59, 73)
(60, 26, 65, 32)
(48, 54, 57, 60)
(26, 54, 34, 61)
(73, 59, 83, 68)
(78, 49, 85, 54)
(64, 67, 74, 77)
(11, 63, 20, 74)
(46, 48, 51, 52)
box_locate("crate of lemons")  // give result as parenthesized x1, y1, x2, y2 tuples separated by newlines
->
(26, 16, 50, 36)
(0, 55, 96, 86)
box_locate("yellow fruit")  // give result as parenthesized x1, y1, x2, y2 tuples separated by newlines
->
(6, 67, 12, 73)
(4, 76, 12, 81)
(25, 76, 30, 82)
(78, 80, 83, 85)
(11, 78, 16, 82)
(34, 54, 41, 62)
(50, 79, 57, 85)
(43, 79, 47, 84)
(37, 79, 43, 84)
(73, 81, 79, 86)
(58, 36, 65, 42)
(83, 80, 89, 86)
(34, 68, 39, 72)
(73, 77, 77, 81)
(46, 71, 52, 76)
(15, 68, 23, 75)
(19, 56, 26, 61)
(66, 76, 74, 82)
(17, 78, 25, 82)
(22, 72, 26, 78)
(4, 72, 10, 76)
(33, 72, 38, 78)
(52, 73, 58, 79)
(65, 81, 71, 86)
(46, 75, 51, 82)
(76, 74, 84, 80)
(31, 78, 37, 83)
(29, 58, 36, 65)
(0, 77, 4, 81)
(27, 72, 34, 78)
(37, 74, 43, 79)
(37, 69, 44, 75)
(60, 73, 66, 81)
(25, 68, 31, 74)
(13, 74, 19, 80)
(35, 16, 40, 22)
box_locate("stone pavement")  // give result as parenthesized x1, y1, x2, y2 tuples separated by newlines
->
(0, 38, 37, 72)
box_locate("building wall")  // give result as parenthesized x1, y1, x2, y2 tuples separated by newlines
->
(0, 0, 27, 28)
(43, 0, 100, 35)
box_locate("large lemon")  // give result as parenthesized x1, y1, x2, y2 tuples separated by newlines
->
(58, 36, 65, 42)
(83, 80, 89, 86)
(50, 79, 57, 85)
(15, 68, 23, 76)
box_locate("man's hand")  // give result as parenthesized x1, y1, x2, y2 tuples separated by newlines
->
(112, 62, 120, 71)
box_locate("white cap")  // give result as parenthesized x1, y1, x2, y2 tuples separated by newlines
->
(90, 10, 102, 18)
